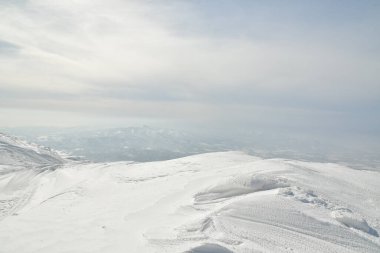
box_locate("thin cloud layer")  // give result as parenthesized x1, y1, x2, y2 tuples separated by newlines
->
(0, 0, 379, 132)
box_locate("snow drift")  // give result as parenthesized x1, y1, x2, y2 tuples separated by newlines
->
(0, 151, 379, 253)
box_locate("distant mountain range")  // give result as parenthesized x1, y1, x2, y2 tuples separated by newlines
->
(2, 126, 380, 170)
(2, 126, 231, 162)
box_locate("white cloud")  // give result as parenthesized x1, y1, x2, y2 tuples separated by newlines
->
(0, 0, 379, 130)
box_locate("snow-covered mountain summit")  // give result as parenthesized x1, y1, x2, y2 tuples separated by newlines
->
(0, 132, 65, 169)
(0, 151, 379, 252)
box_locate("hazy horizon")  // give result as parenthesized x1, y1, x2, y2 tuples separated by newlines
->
(1, 2, 380, 251)
(1, 0, 380, 168)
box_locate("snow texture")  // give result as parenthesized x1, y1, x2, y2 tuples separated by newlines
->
(0, 150, 379, 253)
(0, 133, 65, 171)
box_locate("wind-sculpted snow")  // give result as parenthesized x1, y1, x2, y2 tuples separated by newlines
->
(0, 151, 379, 253)
(331, 210, 379, 237)
(0, 133, 65, 172)
(195, 174, 289, 203)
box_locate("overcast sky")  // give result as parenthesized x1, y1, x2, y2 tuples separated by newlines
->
(0, 0, 379, 136)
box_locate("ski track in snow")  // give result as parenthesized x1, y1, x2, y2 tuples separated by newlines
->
(0, 151, 379, 253)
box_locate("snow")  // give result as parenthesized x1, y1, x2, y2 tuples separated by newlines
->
(0, 151, 379, 252)
(331, 210, 379, 236)
(0, 133, 65, 169)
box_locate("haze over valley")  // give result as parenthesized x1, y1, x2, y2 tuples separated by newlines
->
(1, 0, 380, 252)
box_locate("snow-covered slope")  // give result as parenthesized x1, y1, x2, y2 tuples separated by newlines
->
(0, 152, 379, 252)
(0, 133, 65, 172)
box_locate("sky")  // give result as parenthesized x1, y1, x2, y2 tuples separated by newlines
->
(0, 0, 379, 137)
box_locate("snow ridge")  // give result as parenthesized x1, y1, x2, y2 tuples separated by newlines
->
(0, 132, 65, 171)
(0, 151, 379, 253)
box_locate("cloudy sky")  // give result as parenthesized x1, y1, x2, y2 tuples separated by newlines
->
(0, 0, 379, 136)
